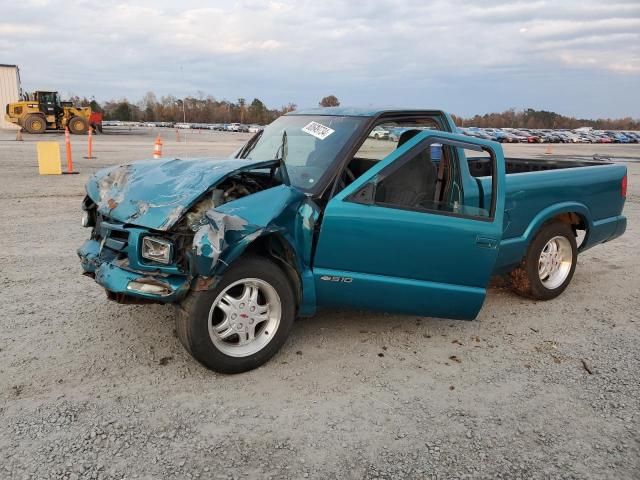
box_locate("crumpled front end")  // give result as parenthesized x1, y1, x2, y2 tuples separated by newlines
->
(79, 158, 319, 308)
(77, 211, 192, 304)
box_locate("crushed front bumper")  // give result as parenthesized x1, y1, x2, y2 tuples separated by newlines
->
(78, 238, 191, 304)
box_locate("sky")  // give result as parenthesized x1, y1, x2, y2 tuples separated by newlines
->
(1, 0, 639, 119)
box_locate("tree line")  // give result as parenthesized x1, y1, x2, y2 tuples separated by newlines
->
(452, 108, 640, 131)
(69, 93, 638, 130)
(69, 92, 298, 125)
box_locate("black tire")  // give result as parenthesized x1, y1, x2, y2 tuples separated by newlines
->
(23, 114, 46, 134)
(175, 256, 296, 373)
(68, 116, 89, 134)
(509, 221, 577, 300)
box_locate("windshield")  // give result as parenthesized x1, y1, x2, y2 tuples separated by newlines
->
(237, 115, 365, 191)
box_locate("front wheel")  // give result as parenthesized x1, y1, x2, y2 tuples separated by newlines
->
(68, 116, 89, 134)
(509, 221, 577, 300)
(176, 256, 295, 373)
(24, 114, 46, 134)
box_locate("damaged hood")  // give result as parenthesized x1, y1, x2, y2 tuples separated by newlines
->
(86, 157, 280, 231)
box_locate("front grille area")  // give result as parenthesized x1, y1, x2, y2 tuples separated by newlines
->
(96, 216, 130, 260)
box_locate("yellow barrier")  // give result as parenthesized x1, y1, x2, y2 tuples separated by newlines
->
(36, 142, 62, 175)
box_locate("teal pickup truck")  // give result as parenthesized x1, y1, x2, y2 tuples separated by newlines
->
(78, 108, 627, 373)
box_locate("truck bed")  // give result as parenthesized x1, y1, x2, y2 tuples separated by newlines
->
(468, 158, 627, 273)
(467, 156, 606, 176)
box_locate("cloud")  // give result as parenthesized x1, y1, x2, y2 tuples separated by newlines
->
(0, 0, 637, 118)
(0, 23, 44, 35)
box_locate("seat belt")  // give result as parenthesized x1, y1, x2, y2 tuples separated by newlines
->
(434, 148, 447, 201)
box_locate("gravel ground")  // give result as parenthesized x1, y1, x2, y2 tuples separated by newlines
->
(0, 127, 638, 480)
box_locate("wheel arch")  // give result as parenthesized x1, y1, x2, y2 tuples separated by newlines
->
(241, 232, 303, 310)
(192, 232, 304, 312)
(22, 112, 46, 128)
(523, 202, 591, 249)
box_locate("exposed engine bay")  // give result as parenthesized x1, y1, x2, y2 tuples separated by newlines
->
(179, 171, 282, 233)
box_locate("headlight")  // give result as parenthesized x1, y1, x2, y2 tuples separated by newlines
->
(141, 237, 173, 264)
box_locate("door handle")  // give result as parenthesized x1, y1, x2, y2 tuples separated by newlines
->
(475, 236, 498, 249)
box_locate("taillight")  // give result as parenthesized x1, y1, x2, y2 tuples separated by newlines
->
(621, 175, 627, 198)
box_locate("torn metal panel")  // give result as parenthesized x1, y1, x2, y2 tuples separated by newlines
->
(191, 185, 302, 275)
(85, 157, 281, 231)
(77, 239, 101, 273)
(193, 276, 217, 292)
(191, 209, 258, 276)
(94, 262, 190, 303)
(188, 184, 321, 314)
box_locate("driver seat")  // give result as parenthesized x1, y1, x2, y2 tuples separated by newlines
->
(376, 130, 438, 207)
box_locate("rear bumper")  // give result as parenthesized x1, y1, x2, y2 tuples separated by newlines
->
(78, 239, 191, 303)
(610, 215, 627, 241)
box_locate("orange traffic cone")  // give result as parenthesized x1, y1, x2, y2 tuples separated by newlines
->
(63, 127, 79, 174)
(83, 126, 96, 159)
(153, 134, 163, 158)
(16, 129, 23, 141)
(544, 145, 552, 155)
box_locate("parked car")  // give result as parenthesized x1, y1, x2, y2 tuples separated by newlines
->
(463, 128, 492, 141)
(78, 107, 627, 373)
(502, 129, 529, 143)
(368, 125, 390, 140)
(593, 133, 612, 143)
(386, 127, 405, 142)
(608, 132, 632, 143)
(227, 123, 249, 132)
(513, 130, 541, 143)
(625, 132, 640, 143)
(483, 129, 513, 143)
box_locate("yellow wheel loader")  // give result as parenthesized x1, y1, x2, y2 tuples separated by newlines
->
(5, 91, 91, 134)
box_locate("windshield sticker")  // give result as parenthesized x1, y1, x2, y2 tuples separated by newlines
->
(302, 121, 335, 140)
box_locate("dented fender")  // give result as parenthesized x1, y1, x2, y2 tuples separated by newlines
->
(190, 185, 320, 315)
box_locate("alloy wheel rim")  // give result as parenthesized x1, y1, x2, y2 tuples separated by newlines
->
(208, 278, 281, 357)
(538, 236, 572, 289)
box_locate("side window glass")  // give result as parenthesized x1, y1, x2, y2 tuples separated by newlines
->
(340, 120, 443, 193)
(353, 124, 397, 162)
(353, 121, 441, 163)
(372, 140, 496, 220)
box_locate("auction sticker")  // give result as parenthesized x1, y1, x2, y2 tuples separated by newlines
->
(302, 121, 335, 140)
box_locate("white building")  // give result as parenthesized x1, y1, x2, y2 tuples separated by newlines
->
(0, 64, 21, 130)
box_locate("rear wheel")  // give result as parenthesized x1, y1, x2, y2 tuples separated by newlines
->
(23, 115, 46, 134)
(68, 116, 89, 134)
(176, 256, 295, 373)
(509, 221, 577, 300)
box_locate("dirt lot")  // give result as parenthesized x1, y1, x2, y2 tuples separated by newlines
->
(0, 127, 638, 480)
